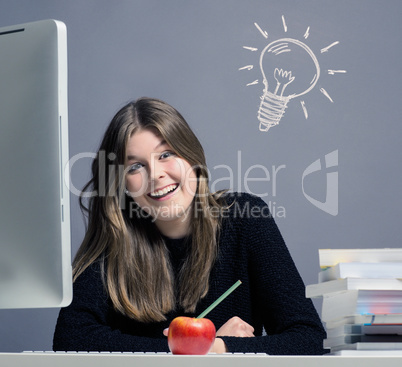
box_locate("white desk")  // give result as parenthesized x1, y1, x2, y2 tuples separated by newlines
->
(0, 353, 401, 367)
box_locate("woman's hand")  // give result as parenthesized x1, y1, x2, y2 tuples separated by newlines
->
(211, 316, 255, 354)
(216, 316, 255, 337)
(209, 337, 227, 353)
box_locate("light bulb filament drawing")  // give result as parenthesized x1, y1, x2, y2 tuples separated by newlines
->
(273, 68, 295, 97)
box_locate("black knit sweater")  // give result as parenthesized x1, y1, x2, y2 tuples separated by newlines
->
(53, 193, 326, 354)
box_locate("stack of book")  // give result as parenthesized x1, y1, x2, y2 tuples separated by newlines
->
(306, 248, 402, 355)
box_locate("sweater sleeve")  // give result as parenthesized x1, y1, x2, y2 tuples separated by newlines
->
(52, 262, 170, 352)
(219, 194, 326, 355)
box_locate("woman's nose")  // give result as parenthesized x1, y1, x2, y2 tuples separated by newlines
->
(149, 160, 165, 181)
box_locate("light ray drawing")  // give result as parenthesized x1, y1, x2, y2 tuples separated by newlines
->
(240, 17, 346, 132)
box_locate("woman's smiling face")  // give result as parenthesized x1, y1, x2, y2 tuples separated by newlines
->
(125, 128, 197, 238)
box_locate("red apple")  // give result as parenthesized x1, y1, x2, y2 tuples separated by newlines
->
(167, 316, 216, 355)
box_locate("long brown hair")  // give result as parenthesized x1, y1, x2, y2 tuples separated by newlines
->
(73, 97, 224, 322)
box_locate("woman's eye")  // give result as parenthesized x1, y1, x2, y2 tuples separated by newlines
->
(127, 162, 144, 173)
(160, 151, 176, 160)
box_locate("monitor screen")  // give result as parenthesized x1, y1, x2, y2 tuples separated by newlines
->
(0, 19, 72, 308)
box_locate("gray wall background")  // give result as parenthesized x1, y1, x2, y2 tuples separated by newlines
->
(0, 0, 401, 352)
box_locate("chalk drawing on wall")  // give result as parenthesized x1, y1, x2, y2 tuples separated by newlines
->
(239, 16, 346, 132)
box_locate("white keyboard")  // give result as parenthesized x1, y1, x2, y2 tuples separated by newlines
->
(0, 352, 401, 367)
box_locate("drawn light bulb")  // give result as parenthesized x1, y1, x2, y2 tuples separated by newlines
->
(258, 38, 320, 131)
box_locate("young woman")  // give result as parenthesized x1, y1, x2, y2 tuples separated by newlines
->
(53, 97, 326, 354)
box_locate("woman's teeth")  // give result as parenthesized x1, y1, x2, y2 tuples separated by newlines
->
(149, 184, 178, 198)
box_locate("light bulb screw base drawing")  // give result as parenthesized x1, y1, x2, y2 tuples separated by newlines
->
(258, 91, 290, 131)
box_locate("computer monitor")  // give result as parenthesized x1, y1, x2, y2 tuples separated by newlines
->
(0, 19, 72, 308)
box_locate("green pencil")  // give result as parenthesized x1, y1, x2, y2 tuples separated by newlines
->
(196, 280, 242, 319)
